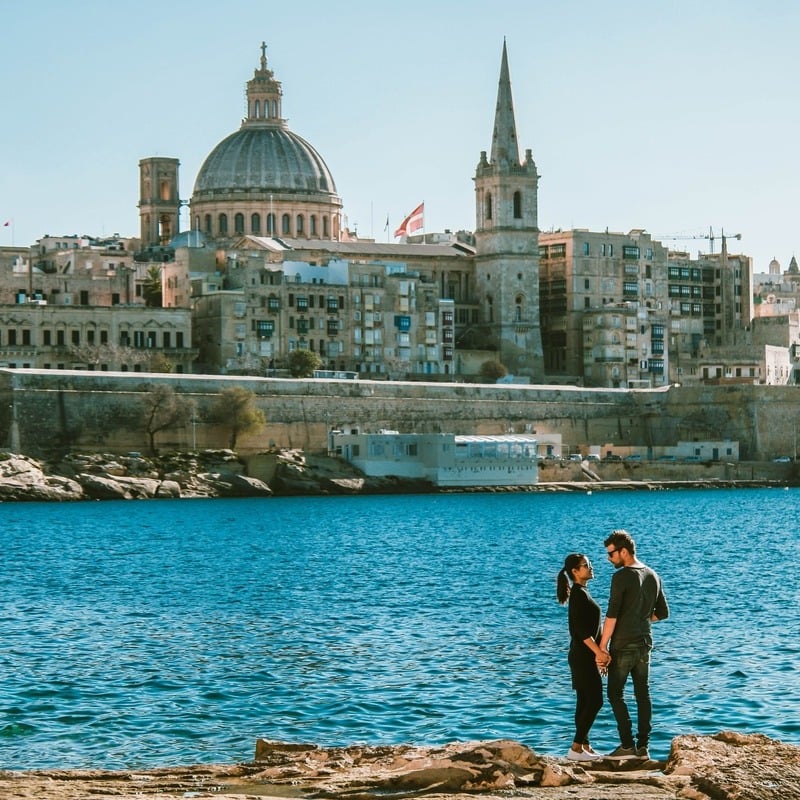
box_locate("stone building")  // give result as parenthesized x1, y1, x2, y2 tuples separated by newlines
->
(538, 228, 756, 386)
(0, 235, 195, 372)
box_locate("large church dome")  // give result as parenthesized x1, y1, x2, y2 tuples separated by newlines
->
(190, 44, 342, 241)
(194, 126, 337, 196)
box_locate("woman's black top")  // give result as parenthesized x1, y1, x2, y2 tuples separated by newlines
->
(567, 584, 602, 689)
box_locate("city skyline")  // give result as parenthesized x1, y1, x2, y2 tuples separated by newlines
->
(1, 0, 797, 272)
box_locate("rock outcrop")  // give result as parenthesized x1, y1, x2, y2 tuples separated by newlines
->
(0, 733, 797, 799)
(0, 450, 272, 502)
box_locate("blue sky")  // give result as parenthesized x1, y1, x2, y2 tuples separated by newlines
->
(1, 0, 797, 271)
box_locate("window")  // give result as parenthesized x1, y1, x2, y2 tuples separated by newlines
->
(43, 330, 52, 345)
(296, 215, 304, 234)
(204, 214, 212, 234)
(251, 213, 261, 234)
(71, 330, 80, 345)
(623, 245, 640, 259)
(176, 332, 183, 348)
(218, 214, 228, 235)
(282, 214, 291, 235)
(234, 213, 244, 234)
(310, 215, 317, 236)
(257, 320, 274, 337)
(485, 192, 493, 220)
(513, 190, 522, 219)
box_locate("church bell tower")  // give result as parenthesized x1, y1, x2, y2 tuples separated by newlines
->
(473, 41, 544, 380)
(138, 157, 181, 247)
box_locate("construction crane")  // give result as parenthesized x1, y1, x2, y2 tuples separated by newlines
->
(656, 227, 742, 253)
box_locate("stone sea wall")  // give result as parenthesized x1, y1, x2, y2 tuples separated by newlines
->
(1, 369, 798, 462)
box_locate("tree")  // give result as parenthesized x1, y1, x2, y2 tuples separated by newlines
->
(479, 359, 508, 382)
(143, 265, 163, 308)
(148, 352, 174, 373)
(68, 343, 149, 371)
(287, 349, 322, 378)
(211, 387, 266, 449)
(141, 384, 195, 455)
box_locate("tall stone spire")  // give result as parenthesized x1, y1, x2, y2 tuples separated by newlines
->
(490, 39, 520, 169)
(473, 41, 543, 381)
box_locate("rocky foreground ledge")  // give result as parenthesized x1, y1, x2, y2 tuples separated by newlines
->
(0, 449, 787, 502)
(0, 733, 797, 800)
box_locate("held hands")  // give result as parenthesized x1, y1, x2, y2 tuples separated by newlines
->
(595, 650, 611, 676)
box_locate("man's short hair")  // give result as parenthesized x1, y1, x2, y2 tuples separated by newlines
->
(604, 529, 636, 555)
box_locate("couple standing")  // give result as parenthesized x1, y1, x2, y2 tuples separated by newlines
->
(556, 529, 669, 762)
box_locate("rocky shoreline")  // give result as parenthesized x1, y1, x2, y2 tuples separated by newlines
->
(0, 449, 789, 502)
(1, 732, 797, 799)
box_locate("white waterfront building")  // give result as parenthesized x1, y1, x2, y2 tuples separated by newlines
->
(329, 430, 539, 488)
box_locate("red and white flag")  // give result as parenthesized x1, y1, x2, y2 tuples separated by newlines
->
(393, 202, 424, 238)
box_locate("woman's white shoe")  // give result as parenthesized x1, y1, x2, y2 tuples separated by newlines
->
(566, 748, 601, 761)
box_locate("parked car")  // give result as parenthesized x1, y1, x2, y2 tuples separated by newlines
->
(773, 456, 792, 463)
(602, 454, 622, 462)
(585, 454, 601, 462)
(683, 455, 702, 462)
(624, 454, 642, 462)
(568, 453, 583, 462)
(657, 455, 677, 462)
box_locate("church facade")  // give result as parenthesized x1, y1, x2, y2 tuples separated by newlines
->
(150, 42, 547, 381)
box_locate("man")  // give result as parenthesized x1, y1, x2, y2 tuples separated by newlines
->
(597, 529, 669, 760)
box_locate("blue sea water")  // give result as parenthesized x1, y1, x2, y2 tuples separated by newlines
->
(1, 488, 798, 769)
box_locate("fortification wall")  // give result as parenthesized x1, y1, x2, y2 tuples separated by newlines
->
(0, 369, 795, 460)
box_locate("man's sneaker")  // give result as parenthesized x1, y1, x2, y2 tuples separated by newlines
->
(635, 746, 650, 759)
(566, 748, 601, 762)
(606, 745, 637, 759)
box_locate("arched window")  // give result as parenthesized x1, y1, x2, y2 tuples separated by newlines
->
(272, 100, 278, 117)
(310, 215, 317, 236)
(254, 100, 260, 118)
(515, 294, 523, 321)
(485, 192, 493, 221)
(193, 215, 200, 231)
(487, 294, 494, 323)
(204, 214, 212, 234)
(322, 216, 329, 238)
(251, 213, 261, 234)
(513, 191, 522, 219)
(267, 213, 275, 235)
(234, 213, 244, 234)
(282, 214, 291, 235)
(296, 215, 304, 235)
(218, 214, 228, 235)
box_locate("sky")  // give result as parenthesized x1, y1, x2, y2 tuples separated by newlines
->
(1, 0, 798, 272)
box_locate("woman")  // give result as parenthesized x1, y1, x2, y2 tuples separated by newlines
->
(557, 553, 605, 761)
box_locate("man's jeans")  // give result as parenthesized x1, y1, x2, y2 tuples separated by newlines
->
(607, 642, 652, 749)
